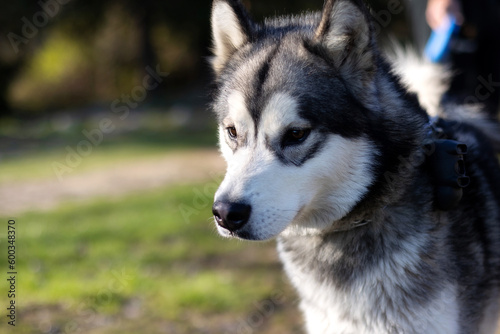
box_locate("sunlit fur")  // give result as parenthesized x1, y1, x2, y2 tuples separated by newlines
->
(210, 0, 500, 333)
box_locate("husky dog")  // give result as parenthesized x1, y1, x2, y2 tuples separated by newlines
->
(209, 0, 500, 333)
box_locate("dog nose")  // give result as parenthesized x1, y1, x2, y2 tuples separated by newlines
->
(212, 201, 251, 232)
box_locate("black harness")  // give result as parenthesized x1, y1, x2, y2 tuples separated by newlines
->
(425, 117, 470, 211)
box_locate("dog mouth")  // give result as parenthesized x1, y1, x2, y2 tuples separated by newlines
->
(214, 203, 307, 241)
(216, 223, 259, 241)
(213, 211, 267, 241)
(231, 230, 256, 240)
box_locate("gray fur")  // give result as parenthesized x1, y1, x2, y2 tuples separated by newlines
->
(210, 0, 500, 333)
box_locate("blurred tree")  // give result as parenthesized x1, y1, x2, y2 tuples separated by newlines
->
(0, 0, 41, 116)
(0, 0, 408, 117)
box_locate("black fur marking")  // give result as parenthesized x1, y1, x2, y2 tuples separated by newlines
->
(296, 139, 325, 165)
(247, 44, 281, 134)
(269, 134, 327, 167)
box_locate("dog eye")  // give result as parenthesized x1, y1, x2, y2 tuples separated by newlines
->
(227, 126, 237, 139)
(283, 128, 311, 146)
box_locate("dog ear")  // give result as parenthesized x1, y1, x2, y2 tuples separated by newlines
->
(211, 0, 254, 75)
(314, 0, 377, 100)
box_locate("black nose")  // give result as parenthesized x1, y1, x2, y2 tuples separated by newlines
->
(212, 201, 251, 232)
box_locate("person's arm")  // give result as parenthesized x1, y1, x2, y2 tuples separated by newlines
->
(426, 0, 464, 29)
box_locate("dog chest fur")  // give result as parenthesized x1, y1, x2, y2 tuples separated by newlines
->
(277, 213, 461, 334)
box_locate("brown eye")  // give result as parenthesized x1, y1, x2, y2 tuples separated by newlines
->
(282, 128, 311, 147)
(227, 126, 237, 139)
(291, 129, 306, 140)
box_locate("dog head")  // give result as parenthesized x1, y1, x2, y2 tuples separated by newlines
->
(210, 0, 385, 240)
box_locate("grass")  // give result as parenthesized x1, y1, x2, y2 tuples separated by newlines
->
(0, 126, 218, 184)
(0, 182, 303, 333)
(0, 110, 303, 333)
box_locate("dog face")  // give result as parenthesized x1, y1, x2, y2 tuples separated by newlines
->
(210, 0, 379, 240)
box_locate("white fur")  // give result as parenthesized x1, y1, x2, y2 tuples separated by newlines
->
(389, 47, 450, 118)
(260, 93, 309, 134)
(280, 136, 376, 236)
(279, 237, 460, 334)
(390, 48, 500, 150)
(215, 91, 376, 240)
(211, 2, 248, 74)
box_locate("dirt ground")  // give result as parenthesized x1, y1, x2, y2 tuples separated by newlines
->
(0, 149, 226, 215)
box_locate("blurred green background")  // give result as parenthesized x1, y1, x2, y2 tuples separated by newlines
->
(0, 0, 409, 333)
